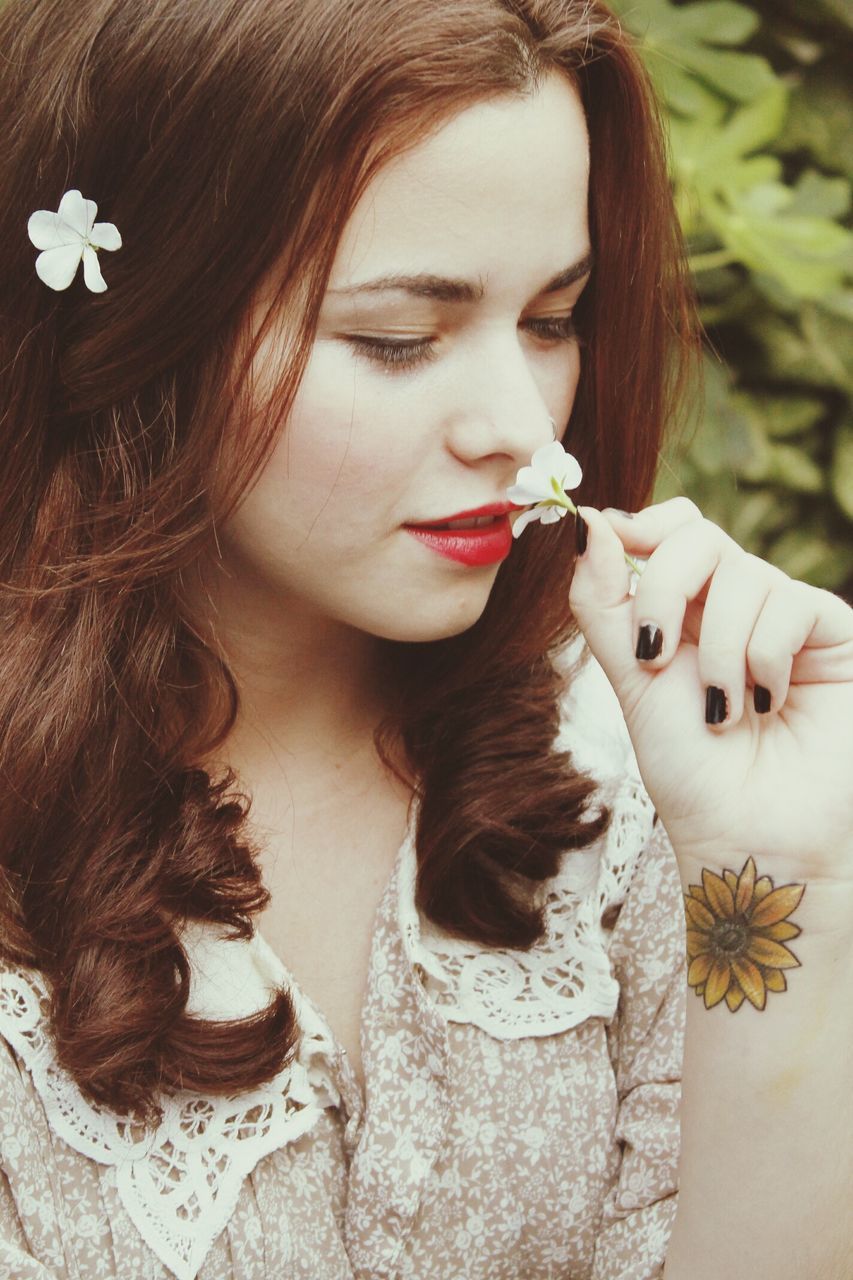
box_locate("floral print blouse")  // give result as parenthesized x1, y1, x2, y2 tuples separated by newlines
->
(0, 642, 686, 1280)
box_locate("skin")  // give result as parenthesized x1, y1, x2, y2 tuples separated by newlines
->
(198, 70, 591, 781)
(189, 64, 853, 1276)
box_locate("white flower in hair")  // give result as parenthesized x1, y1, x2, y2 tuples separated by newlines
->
(506, 441, 583, 538)
(27, 189, 122, 293)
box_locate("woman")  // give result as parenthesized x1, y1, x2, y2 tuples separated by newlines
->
(0, 1, 850, 1277)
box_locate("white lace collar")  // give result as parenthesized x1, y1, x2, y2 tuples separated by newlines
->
(0, 946, 338, 1280)
(399, 638, 655, 1036)
(0, 639, 654, 1280)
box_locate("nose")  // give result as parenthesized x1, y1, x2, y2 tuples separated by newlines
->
(445, 331, 563, 464)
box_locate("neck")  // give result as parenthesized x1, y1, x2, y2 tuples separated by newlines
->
(185, 553, 409, 798)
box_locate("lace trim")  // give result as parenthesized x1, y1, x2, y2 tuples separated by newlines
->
(0, 955, 339, 1280)
(0, 640, 653, 1273)
(400, 641, 656, 1037)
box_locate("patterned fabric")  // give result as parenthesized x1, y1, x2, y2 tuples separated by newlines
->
(0, 643, 686, 1280)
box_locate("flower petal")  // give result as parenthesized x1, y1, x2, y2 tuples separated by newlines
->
(685, 928, 710, 960)
(759, 920, 801, 942)
(746, 936, 800, 969)
(725, 985, 746, 1011)
(702, 868, 736, 919)
(506, 472, 552, 504)
(748, 883, 805, 928)
(538, 505, 565, 525)
(557, 454, 583, 490)
(510, 506, 546, 539)
(730, 956, 766, 1010)
(684, 896, 714, 930)
(734, 856, 757, 914)
(687, 953, 713, 987)
(703, 958, 732, 1009)
(89, 220, 122, 251)
(531, 440, 574, 473)
(764, 968, 787, 993)
(27, 210, 82, 251)
(34, 245, 84, 291)
(81, 245, 107, 293)
(58, 189, 96, 237)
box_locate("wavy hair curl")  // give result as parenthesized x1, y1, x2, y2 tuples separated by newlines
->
(0, 0, 696, 1118)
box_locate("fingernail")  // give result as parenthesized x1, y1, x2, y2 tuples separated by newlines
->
(635, 623, 663, 661)
(705, 686, 728, 725)
(612, 509, 635, 519)
(754, 685, 771, 714)
(575, 515, 588, 556)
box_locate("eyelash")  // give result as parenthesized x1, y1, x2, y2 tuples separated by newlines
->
(345, 314, 581, 372)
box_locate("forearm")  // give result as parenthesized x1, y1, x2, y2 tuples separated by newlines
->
(663, 859, 853, 1280)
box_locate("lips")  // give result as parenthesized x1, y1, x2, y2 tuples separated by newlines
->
(406, 500, 519, 530)
(405, 516, 514, 566)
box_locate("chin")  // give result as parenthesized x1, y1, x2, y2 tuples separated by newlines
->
(370, 601, 489, 644)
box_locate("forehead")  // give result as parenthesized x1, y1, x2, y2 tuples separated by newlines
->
(328, 72, 590, 297)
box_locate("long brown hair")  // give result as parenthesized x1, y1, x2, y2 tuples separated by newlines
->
(0, 0, 696, 1119)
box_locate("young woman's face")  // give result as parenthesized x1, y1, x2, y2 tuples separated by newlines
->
(221, 71, 590, 645)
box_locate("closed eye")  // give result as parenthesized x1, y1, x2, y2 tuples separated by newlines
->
(344, 313, 581, 373)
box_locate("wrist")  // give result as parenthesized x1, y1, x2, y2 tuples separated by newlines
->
(675, 850, 853, 1017)
(674, 848, 853, 939)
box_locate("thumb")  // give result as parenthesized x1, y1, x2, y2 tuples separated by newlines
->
(569, 505, 647, 708)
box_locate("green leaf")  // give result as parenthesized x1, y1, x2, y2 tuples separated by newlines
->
(820, 290, 853, 324)
(784, 171, 852, 221)
(682, 359, 772, 480)
(726, 490, 796, 547)
(703, 194, 853, 299)
(763, 442, 824, 494)
(767, 527, 853, 590)
(609, 0, 779, 111)
(756, 395, 827, 439)
(669, 88, 789, 182)
(670, 2, 760, 46)
(782, 67, 853, 181)
(754, 312, 853, 392)
(672, 46, 777, 103)
(831, 420, 853, 520)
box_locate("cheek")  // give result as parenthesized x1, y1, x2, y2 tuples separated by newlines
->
(250, 346, 411, 531)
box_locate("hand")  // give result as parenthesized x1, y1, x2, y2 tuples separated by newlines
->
(568, 498, 853, 886)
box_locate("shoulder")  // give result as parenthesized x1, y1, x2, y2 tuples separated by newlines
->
(0, 951, 340, 1280)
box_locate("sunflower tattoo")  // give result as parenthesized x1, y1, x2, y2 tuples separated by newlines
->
(683, 856, 805, 1011)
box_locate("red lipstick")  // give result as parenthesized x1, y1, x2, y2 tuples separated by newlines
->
(404, 501, 521, 567)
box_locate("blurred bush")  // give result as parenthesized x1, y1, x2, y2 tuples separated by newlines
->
(609, 0, 853, 598)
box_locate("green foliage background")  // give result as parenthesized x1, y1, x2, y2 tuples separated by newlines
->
(609, 0, 853, 600)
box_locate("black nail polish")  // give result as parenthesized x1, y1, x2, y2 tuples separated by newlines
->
(636, 623, 663, 661)
(705, 686, 728, 725)
(754, 685, 771, 714)
(575, 515, 588, 556)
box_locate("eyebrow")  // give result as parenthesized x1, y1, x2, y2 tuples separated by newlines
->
(327, 252, 594, 303)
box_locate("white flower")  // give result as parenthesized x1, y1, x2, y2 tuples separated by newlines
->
(506, 440, 583, 538)
(27, 189, 122, 293)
